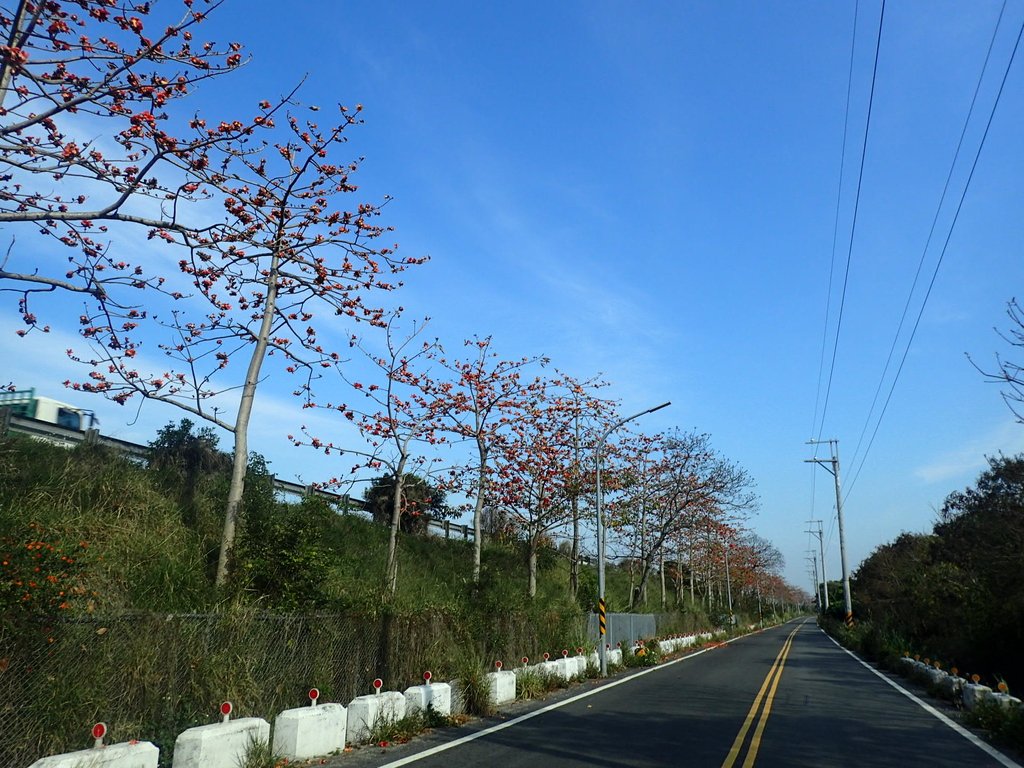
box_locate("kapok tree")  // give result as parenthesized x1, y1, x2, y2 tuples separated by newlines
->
(426, 336, 547, 582)
(489, 378, 578, 598)
(65, 105, 421, 585)
(293, 317, 443, 596)
(620, 430, 757, 609)
(602, 430, 666, 608)
(0, 2, 423, 586)
(731, 532, 783, 622)
(0, 0, 264, 328)
(551, 371, 616, 599)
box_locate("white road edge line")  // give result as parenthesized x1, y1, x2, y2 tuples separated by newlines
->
(822, 629, 1021, 768)
(378, 625, 785, 767)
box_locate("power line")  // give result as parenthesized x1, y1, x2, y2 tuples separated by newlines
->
(815, 0, 887, 443)
(846, 0, 1010, 489)
(811, 0, 860, 443)
(809, 0, 861, 553)
(844, 7, 1024, 501)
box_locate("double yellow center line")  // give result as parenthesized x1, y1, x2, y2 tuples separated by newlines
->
(721, 622, 804, 768)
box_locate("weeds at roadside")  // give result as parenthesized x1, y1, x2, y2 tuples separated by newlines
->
(621, 639, 661, 669)
(964, 700, 1024, 754)
(516, 668, 559, 700)
(451, 657, 496, 717)
(239, 737, 286, 768)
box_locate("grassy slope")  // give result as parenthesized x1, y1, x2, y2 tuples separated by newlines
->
(0, 434, 646, 618)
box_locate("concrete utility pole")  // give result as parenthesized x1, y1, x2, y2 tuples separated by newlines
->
(595, 401, 670, 676)
(806, 554, 819, 612)
(805, 439, 853, 626)
(805, 519, 829, 611)
(723, 536, 734, 625)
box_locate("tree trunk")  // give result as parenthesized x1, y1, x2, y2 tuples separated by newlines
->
(634, 548, 657, 607)
(659, 544, 666, 610)
(675, 540, 684, 606)
(569, 413, 580, 598)
(627, 558, 636, 609)
(471, 442, 487, 582)
(527, 535, 538, 598)
(639, 491, 647, 606)
(0, 1, 32, 106)
(689, 536, 695, 603)
(386, 463, 407, 595)
(214, 248, 281, 586)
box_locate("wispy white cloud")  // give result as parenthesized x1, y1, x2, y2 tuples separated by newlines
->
(913, 419, 1024, 484)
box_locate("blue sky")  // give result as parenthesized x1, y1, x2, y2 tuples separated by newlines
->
(3, 0, 1023, 591)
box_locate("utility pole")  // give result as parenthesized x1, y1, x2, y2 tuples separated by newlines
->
(723, 535, 734, 625)
(805, 519, 829, 611)
(805, 439, 853, 626)
(805, 554, 819, 612)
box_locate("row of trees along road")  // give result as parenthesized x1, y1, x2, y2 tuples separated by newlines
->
(0, 0, 795, 604)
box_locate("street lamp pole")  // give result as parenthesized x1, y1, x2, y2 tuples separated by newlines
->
(595, 400, 670, 676)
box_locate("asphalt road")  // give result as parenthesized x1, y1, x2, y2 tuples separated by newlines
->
(328, 619, 1020, 768)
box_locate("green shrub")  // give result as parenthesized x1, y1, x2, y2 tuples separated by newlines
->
(516, 668, 553, 700)
(451, 656, 495, 717)
(965, 700, 1024, 753)
(622, 639, 660, 668)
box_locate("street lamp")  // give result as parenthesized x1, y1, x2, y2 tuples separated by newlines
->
(594, 400, 670, 676)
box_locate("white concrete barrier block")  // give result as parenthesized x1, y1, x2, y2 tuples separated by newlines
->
(486, 670, 517, 706)
(963, 684, 993, 711)
(554, 658, 574, 681)
(273, 703, 347, 761)
(404, 682, 452, 717)
(938, 676, 965, 699)
(30, 741, 159, 768)
(990, 693, 1022, 711)
(587, 651, 599, 669)
(538, 660, 561, 678)
(172, 718, 270, 768)
(346, 692, 405, 745)
(607, 648, 623, 666)
(659, 640, 674, 654)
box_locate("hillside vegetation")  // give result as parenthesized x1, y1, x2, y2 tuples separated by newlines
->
(0, 429, 690, 619)
(0, 429, 742, 764)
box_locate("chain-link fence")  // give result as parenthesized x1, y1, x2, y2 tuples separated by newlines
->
(1, 606, 584, 767)
(586, 612, 657, 651)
